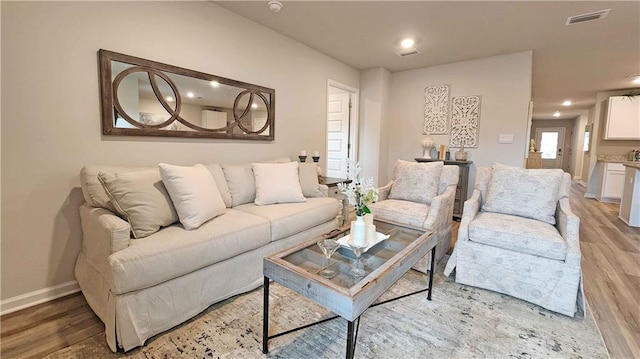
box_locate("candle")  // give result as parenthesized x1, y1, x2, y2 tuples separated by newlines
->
(300, 150, 306, 156)
(313, 151, 319, 157)
(365, 224, 376, 244)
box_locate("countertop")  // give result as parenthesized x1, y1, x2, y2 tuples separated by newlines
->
(596, 154, 640, 166)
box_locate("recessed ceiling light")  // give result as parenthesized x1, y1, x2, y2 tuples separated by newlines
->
(553, 111, 561, 117)
(400, 38, 415, 49)
(210, 81, 220, 87)
(562, 100, 572, 106)
(186, 92, 195, 98)
(628, 75, 640, 84)
(166, 96, 174, 102)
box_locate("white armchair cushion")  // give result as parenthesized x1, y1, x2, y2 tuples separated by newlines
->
(469, 212, 567, 260)
(252, 162, 306, 205)
(368, 199, 430, 228)
(389, 160, 443, 204)
(159, 163, 227, 230)
(483, 163, 563, 225)
(98, 169, 178, 239)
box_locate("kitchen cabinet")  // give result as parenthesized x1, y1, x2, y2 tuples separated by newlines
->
(619, 165, 640, 227)
(604, 96, 640, 140)
(600, 162, 625, 202)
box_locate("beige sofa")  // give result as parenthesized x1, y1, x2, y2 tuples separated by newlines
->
(75, 160, 341, 351)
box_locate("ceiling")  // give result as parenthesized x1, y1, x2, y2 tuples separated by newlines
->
(214, 1, 640, 120)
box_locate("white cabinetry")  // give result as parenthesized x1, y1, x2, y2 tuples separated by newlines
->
(201, 110, 227, 129)
(619, 166, 640, 227)
(604, 96, 640, 140)
(600, 162, 625, 202)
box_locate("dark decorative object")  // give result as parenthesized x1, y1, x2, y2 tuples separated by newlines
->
(298, 156, 307, 162)
(99, 49, 275, 140)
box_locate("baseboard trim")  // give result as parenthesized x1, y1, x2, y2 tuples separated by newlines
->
(0, 280, 80, 316)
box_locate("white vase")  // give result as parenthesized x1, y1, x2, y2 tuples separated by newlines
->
(350, 216, 367, 247)
(421, 135, 435, 159)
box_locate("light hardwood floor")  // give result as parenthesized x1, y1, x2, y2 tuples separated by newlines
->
(1, 182, 639, 358)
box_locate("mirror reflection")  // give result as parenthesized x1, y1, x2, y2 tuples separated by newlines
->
(100, 49, 275, 140)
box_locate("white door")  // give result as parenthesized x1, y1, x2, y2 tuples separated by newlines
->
(326, 92, 350, 178)
(535, 127, 565, 169)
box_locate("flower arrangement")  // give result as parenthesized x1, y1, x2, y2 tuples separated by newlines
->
(337, 161, 378, 217)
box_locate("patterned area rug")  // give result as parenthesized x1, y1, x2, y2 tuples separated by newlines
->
(47, 260, 608, 358)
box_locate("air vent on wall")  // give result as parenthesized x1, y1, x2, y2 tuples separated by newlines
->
(396, 48, 420, 57)
(566, 9, 610, 25)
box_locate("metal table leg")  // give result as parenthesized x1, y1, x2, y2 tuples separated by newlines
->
(262, 276, 269, 354)
(427, 245, 436, 300)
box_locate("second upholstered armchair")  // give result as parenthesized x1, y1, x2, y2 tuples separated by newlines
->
(444, 164, 584, 317)
(368, 160, 459, 272)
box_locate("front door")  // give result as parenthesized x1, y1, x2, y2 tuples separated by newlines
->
(535, 127, 565, 169)
(326, 92, 350, 178)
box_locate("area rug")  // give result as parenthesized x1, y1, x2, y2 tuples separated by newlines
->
(47, 260, 608, 358)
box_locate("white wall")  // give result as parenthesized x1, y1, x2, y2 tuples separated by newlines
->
(359, 67, 391, 185)
(387, 51, 533, 190)
(1, 2, 359, 307)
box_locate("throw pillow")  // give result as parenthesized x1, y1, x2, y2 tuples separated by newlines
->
(298, 162, 324, 198)
(203, 163, 233, 208)
(159, 163, 227, 230)
(98, 169, 179, 238)
(389, 160, 443, 204)
(483, 163, 564, 225)
(222, 164, 256, 207)
(252, 162, 306, 205)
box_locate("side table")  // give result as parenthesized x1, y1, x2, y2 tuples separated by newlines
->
(319, 176, 352, 225)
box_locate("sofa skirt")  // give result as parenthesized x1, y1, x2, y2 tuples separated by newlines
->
(76, 220, 337, 352)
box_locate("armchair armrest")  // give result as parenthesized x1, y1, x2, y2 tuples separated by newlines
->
(457, 189, 481, 242)
(444, 189, 481, 276)
(377, 181, 394, 201)
(556, 198, 581, 266)
(423, 185, 456, 230)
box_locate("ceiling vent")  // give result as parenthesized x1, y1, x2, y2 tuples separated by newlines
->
(396, 48, 420, 57)
(565, 9, 610, 25)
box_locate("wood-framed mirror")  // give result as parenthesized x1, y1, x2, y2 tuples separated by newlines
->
(98, 49, 275, 140)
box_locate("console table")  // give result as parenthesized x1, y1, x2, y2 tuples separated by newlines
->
(320, 176, 352, 225)
(414, 158, 472, 220)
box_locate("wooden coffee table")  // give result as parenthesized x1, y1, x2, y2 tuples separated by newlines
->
(262, 219, 436, 358)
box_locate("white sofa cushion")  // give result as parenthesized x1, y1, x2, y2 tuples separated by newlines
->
(389, 160, 443, 204)
(484, 163, 563, 225)
(252, 162, 306, 205)
(98, 169, 178, 238)
(368, 199, 430, 229)
(234, 197, 340, 241)
(469, 212, 567, 260)
(203, 163, 233, 208)
(159, 163, 227, 230)
(222, 164, 256, 207)
(108, 209, 271, 294)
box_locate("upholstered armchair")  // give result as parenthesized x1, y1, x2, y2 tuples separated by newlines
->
(368, 160, 459, 272)
(444, 164, 584, 317)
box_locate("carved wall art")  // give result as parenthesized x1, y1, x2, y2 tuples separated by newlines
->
(450, 95, 481, 148)
(423, 84, 450, 135)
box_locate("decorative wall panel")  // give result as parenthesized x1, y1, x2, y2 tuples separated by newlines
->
(423, 84, 450, 134)
(450, 95, 481, 148)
